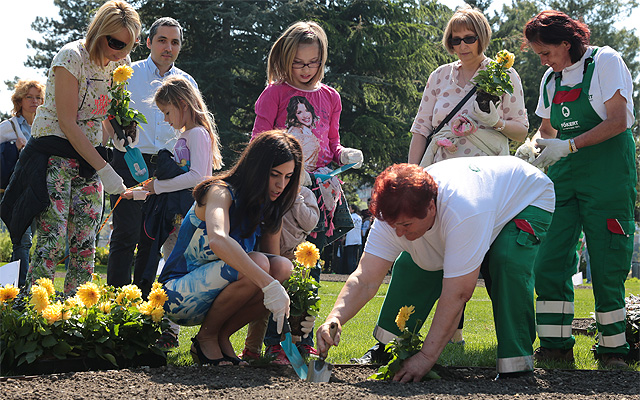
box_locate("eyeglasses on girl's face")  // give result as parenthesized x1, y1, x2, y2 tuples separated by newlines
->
(292, 61, 321, 70)
(450, 35, 479, 46)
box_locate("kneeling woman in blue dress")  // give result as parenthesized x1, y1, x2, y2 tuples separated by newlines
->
(159, 130, 302, 365)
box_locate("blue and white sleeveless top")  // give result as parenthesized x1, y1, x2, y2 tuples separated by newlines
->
(158, 184, 261, 284)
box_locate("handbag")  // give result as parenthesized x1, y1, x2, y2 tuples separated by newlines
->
(422, 85, 477, 151)
(1, 119, 21, 190)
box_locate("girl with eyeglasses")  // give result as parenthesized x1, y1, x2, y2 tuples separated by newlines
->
(250, 20, 363, 363)
(1, 1, 141, 293)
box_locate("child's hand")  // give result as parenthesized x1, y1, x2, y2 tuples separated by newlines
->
(121, 189, 134, 200)
(340, 147, 363, 168)
(143, 179, 156, 194)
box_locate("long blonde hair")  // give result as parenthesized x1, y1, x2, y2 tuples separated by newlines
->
(266, 21, 328, 87)
(154, 76, 223, 170)
(85, 0, 141, 66)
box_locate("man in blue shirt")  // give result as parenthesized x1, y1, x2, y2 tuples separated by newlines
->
(107, 17, 197, 298)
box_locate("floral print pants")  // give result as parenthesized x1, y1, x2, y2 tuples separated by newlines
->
(27, 156, 103, 293)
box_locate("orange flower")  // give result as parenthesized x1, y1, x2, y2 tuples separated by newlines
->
(0, 284, 20, 303)
(77, 282, 100, 307)
(294, 241, 320, 268)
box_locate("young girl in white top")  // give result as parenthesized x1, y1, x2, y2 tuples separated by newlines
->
(135, 76, 223, 248)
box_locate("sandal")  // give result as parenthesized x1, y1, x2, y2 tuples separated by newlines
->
(223, 353, 249, 366)
(156, 328, 179, 349)
(190, 337, 226, 366)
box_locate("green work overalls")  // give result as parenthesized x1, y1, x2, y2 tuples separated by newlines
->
(534, 48, 636, 356)
(373, 205, 552, 373)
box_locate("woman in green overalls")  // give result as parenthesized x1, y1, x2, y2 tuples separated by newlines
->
(521, 10, 636, 368)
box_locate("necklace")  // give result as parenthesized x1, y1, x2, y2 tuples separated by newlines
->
(458, 64, 479, 87)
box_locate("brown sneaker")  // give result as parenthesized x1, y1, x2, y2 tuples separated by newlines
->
(599, 353, 628, 369)
(534, 347, 575, 362)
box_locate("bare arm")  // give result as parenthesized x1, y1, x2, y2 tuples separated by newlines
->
(499, 119, 528, 143)
(408, 134, 427, 164)
(54, 66, 108, 170)
(197, 184, 275, 289)
(259, 226, 282, 256)
(573, 90, 628, 149)
(317, 252, 393, 353)
(394, 267, 480, 382)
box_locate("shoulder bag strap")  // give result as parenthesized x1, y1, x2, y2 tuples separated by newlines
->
(422, 85, 477, 149)
(8, 118, 20, 140)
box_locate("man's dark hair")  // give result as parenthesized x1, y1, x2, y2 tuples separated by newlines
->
(149, 17, 183, 43)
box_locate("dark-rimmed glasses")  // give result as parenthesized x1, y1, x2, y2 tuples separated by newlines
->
(292, 61, 321, 70)
(450, 35, 479, 46)
(106, 35, 128, 50)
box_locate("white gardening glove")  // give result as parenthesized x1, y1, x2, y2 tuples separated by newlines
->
(300, 314, 316, 338)
(301, 170, 312, 187)
(473, 100, 500, 128)
(112, 134, 138, 153)
(340, 147, 363, 169)
(514, 138, 540, 163)
(96, 164, 126, 194)
(262, 280, 290, 334)
(532, 138, 573, 168)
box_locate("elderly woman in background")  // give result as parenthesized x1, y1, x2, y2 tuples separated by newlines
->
(408, 4, 528, 166)
(352, 5, 531, 364)
(0, 80, 45, 286)
(1, 1, 140, 293)
(521, 10, 636, 369)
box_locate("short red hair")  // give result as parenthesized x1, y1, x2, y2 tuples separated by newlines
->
(370, 164, 438, 223)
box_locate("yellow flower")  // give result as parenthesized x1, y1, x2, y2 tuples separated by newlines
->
(42, 302, 64, 324)
(395, 305, 415, 331)
(115, 291, 126, 305)
(139, 301, 154, 315)
(98, 301, 112, 313)
(150, 306, 164, 323)
(77, 282, 100, 307)
(294, 241, 320, 268)
(30, 285, 50, 313)
(35, 278, 55, 296)
(112, 65, 134, 84)
(496, 50, 515, 69)
(148, 287, 168, 308)
(152, 281, 163, 291)
(65, 295, 84, 309)
(122, 284, 142, 302)
(0, 284, 20, 303)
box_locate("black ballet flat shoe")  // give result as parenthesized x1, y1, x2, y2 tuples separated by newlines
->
(190, 337, 226, 366)
(223, 353, 249, 366)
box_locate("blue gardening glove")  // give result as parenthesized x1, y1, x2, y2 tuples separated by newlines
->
(473, 100, 500, 128)
(532, 138, 575, 168)
(340, 147, 363, 169)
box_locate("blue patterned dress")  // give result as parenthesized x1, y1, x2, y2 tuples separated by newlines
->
(159, 185, 261, 325)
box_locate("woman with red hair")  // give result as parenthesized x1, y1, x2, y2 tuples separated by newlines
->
(520, 10, 635, 368)
(317, 157, 555, 381)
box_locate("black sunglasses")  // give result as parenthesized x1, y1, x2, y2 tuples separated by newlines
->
(450, 35, 479, 46)
(106, 35, 128, 50)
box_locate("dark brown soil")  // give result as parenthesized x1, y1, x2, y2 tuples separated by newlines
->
(1, 364, 638, 399)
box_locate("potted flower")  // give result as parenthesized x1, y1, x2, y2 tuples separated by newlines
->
(472, 50, 515, 112)
(283, 241, 321, 337)
(107, 65, 147, 142)
(0, 276, 168, 376)
(370, 305, 440, 381)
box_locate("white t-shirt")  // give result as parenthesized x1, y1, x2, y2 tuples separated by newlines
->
(535, 46, 635, 128)
(364, 156, 555, 278)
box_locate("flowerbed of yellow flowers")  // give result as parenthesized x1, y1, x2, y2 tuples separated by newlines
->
(0, 276, 168, 376)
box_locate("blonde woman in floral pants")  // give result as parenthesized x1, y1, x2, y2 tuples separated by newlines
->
(9, 1, 141, 293)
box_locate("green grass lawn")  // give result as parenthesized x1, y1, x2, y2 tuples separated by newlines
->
(39, 266, 639, 371)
